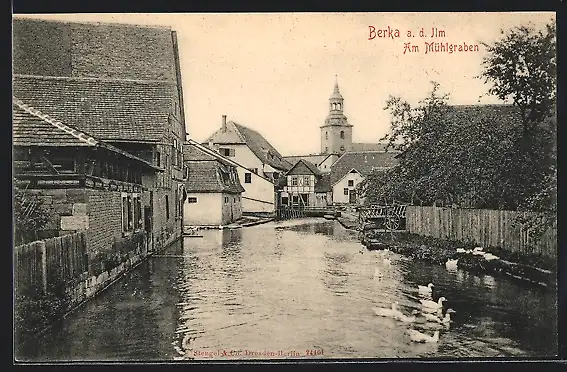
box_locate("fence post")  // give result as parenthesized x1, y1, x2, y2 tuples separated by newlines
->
(39, 240, 47, 295)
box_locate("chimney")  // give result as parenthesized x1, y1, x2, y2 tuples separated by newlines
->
(222, 115, 227, 132)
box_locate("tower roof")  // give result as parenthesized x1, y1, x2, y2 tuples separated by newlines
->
(330, 76, 343, 100)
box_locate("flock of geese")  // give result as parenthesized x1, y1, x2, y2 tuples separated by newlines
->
(368, 249, 459, 344)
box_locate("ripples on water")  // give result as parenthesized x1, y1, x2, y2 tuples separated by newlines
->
(18, 219, 557, 361)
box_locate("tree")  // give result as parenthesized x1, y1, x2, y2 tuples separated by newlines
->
(479, 22, 556, 136)
(480, 21, 557, 238)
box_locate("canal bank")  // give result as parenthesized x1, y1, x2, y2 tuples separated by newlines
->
(336, 210, 556, 288)
(15, 234, 184, 349)
(17, 220, 557, 360)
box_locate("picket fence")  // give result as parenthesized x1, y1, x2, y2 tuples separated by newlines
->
(406, 206, 557, 259)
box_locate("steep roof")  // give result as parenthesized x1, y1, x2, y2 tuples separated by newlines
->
(183, 142, 218, 162)
(204, 121, 292, 171)
(184, 161, 244, 194)
(286, 159, 321, 176)
(13, 75, 175, 142)
(282, 154, 329, 167)
(12, 98, 159, 170)
(330, 151, 399, 185)
(447, 104, 520, 123)
(350, 143, 390, 152)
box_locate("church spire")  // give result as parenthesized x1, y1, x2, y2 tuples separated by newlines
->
(329, 75, 344, 110)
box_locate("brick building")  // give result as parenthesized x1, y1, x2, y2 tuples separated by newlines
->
(13, 18, 186, 254)
(13, 98, 161, 274)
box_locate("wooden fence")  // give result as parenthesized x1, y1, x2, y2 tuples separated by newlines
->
(14, 232, 88, 296)
(406, 206, 557, 259)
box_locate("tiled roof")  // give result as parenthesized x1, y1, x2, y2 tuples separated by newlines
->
(13, 75, 175, 142)
(282, 154, 329, 167)
(314, 174, 332, 193)
(184, 160, 245, 194)
(330, 151, 399, 185)
(232, 122, 293, 171)
(183, 143, 218, 162)
(350, 143, 390, 152)
(286, 159, 321, 176)
(204, 120, 292, 171)
(12, 98, 159, 170)
(447, 104, 520, 122)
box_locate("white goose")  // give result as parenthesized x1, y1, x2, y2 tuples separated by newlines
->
(408, 329, 440, 343)
(373, 303, 416, 323)
(472, 247, 485, 255)
(373, 302, 400, 318)
(445, 259, 458, 270)
(423, 309, 456, 324)
(394, 312, 417, 323)
(482, 253, 500, 261)
(419, 296, 446, 311)
(417, 283, 434, 294)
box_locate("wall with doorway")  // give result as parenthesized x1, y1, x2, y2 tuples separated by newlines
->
(332, 172, 364, 204)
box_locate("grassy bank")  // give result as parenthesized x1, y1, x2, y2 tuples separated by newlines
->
(362, 230, 556, 288)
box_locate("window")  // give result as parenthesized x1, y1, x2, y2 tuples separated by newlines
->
(220, 148, 235, 157)
(165, 195, 170, 219)
(126, 195, 133, 230)
(348, 180, 354, 187)
(245, 172, 252, 183)
(291, 176, 298, 186)
(337, 103, 341, 110)
(187, 197, 198, 203)
(344, 188, 349, 195)
(304, 176, 310, 186)
(340, 146, 345, 151)
(340, 131, 345, 139)
(292, 195, 299, 205)
(174, 188, 178, 217)
(133, 195, 142, 230)
(173, 139, 178, 166)
(325, 147, 328, 153)
(122, 195, 129, 232)
(325, 132, 328, 139)
(156, 152, 161, 167)
(225, 196, 229, 203)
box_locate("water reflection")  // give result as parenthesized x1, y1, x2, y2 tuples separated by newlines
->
(18, 220, 557, 361)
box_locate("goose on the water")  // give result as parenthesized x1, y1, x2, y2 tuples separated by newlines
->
(408, 329, 440, 343)
(419, 297, 447, 310)
(417, 283, 434, 294)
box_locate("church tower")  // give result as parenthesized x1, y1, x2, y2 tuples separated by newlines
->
(320, 77, 353, 155)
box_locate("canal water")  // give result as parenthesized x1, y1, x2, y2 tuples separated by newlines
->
(18, 219, 557, 361)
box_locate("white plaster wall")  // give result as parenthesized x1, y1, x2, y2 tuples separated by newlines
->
(183, 193, 223, 226)
(332, 172, 364, 204)
(319, 154, 339, 172)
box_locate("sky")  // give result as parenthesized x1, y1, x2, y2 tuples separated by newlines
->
(14, 12, 555, 156)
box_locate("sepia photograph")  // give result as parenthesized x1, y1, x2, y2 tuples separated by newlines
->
(12, 12, 558, 362)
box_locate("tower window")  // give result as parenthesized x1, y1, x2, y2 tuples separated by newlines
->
(337, 103, 341, 110)
(325, 147, 328, 153)
(340, 131, 345, 139)
(325, 132, 328, 139)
